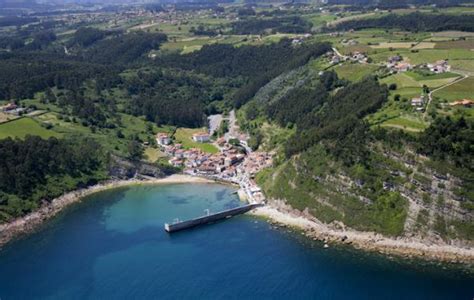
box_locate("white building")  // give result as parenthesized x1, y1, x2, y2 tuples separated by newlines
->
(411, 96, 424, 107)
(427, 60, 450, 73)
(156, 133, 171, 146)
(192, 133, 210, 143)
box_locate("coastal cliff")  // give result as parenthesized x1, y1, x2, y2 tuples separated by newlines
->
(253, 146, 474, 263)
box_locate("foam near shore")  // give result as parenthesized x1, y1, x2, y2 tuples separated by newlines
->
(251, 204, 474, 264)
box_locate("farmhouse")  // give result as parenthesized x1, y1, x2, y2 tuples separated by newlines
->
(427, 60, 450, 73)
(388, 55, 402, 64)
(393, 62, 412, 73)
(192, 132, 210, 143)
(156, 133, 171, 146)
(169, 158, 183, 167)
(411, 96, 424, 107)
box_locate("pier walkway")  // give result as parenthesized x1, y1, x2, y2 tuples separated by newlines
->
(164, 203, 262, 233)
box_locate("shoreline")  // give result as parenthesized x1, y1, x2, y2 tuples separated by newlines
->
(251, 203, 474, 264)
(0, 174, 215, 249)
(1, 174, 473, 265)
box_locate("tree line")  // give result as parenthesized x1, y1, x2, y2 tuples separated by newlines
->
(0, 136, 107, 221)
(330, 12, 474, 32)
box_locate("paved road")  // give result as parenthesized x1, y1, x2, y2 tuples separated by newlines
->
(424, 73, 468, 120)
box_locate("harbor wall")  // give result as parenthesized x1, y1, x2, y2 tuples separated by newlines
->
(165, 203, 262, 233)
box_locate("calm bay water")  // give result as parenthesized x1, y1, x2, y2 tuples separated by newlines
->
(0, 183, 472, 299)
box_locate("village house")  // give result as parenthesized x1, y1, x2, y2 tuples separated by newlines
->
(192, 132, 210, 143)
(225, 154, 244, 167)
(391, 62, 412, 73)
(427, 60, 450, 73)
(156, 133, 171, 146)
(388, 55, 403, 64)
(169, 158, 183, 167)
(351, 51, 367, 63)
(411, 96, 425, 107)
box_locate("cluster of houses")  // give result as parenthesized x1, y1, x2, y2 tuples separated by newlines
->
(386, 55, 412, 73)
(155, 132, 273, 203)
(387, 56, 451, 75)
(328, 50, 367, 65)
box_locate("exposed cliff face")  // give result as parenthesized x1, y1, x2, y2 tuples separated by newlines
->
(109, 155, 171, 179)
(258, 144, 473, 247)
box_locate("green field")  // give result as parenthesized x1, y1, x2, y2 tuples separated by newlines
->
(0, 118, 62, 139)
(380, 72, 459, 89)
(144, 147, 166, 163)
(32, 111, 174, 154)
(173, 128, 218, 154)
(304, 13, 337, 28)
(380, 115, 429, 132)
(333, 63, 381, 82)
(434, 39, 474, 50)
(433, 76, 474, 101)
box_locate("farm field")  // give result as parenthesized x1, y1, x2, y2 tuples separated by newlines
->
(380, 115, 428, 132)
(173, 128, 218, 154)
(433, 76, 474, 101)
(0, 117, 61, 139)
(304, 13, 337, 28)
(32, 112, 173, 154)
(0, 112, 19, 124)
(332, 63, 381, 82)
(380, 72, 460, 89)
(370, 42, 418, 49)
(432, 31, 474, 38)
(434, 39, 474, 49)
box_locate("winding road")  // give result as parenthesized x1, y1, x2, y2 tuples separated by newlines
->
(423, 72, 468, 120)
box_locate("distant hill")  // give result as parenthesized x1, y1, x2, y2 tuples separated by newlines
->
(0, 0, 40, 7)
(327, 0, 473, 7)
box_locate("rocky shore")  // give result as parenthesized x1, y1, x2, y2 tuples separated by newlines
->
(251, 200, 474, 264)
(0, 175, 214, 249)
(2, 175, 473, 265)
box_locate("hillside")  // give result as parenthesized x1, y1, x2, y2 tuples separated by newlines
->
(0, 1, 473, 246)
(239, 58, 473, 245)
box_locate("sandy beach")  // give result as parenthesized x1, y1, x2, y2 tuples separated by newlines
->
(251, 203, 474, 264)
(0, 174, 215, 249)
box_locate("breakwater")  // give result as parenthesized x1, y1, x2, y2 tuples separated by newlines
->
(164, 203, 262, 233)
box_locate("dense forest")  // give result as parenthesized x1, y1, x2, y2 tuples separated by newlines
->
(330, 12, 474, 32)
(0, 23, 330, 127)
(282, 76, 388, 161)
(231, 16, 312, 34)
(158, 40, 331, 108)
(0, 136, 107, 221)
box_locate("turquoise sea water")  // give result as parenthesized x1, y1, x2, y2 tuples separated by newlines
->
(0, 183, 473, 299)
